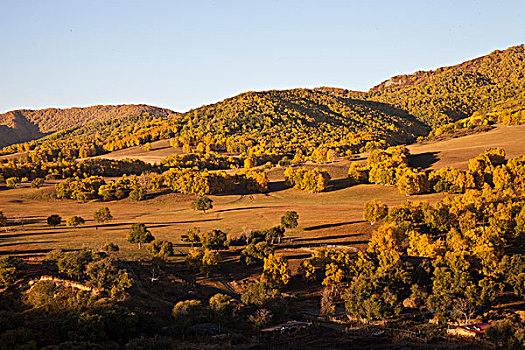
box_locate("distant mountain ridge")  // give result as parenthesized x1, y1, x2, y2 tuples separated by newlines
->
(0, 104, 176, 147)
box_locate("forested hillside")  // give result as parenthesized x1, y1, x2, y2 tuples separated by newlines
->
(2, 89, 429, 163)
(365, 44, 525, 127)
(0, 104, 176, 147)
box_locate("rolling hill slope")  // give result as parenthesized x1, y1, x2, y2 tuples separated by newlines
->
(0, 104, 176, 147)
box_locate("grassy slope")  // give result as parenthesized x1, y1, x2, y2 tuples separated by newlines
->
(408, 123, 525, 169)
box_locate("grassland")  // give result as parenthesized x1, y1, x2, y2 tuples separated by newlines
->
(2, 123, 524, 270)
(408, 123, 525, 169)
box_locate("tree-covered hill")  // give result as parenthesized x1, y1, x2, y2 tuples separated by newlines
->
(0, 104, 176, 147)
(179, 88, 429, 146)
(363, 44, 525, 127)
(5, 89, 429, 162)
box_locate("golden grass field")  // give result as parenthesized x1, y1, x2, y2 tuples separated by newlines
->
(1, 123, 524, 271)
(408, 123, 525, 170)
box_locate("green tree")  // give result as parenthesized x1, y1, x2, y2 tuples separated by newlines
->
(111, 270, 133, 300)
(94, 207, 113, 227)
(241, 280, 280, 307)
(191, 195, 213, 213)
(172, 300, 206, 330)
(57, 249, 94, 279)
(30, 178, 44, 188)
(485, 319, 525, 350)
(129, 186, 147, 201)
(201, 249, 220, 276)
(281, 211, 299, 229)
(5, 177, 20, 188)
(241, 242, 274, 266)
(344, 252, 407, 323)
(0, 211, 7, 227)
(66, 216, 85, 228)
(86, 258, 118, 290)
(127, 223, 154, 249)
(201, 230, 228, 250)
(181, 227, 201, 247)
(47, 214, 61, 228)
(209, 293, 233, 322)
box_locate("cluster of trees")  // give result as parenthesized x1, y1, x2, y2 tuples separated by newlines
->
(50, 167, 270, 201)
(348, 146, 523, 196)
(172, 293, 235, 332)
(347, 184, 525, 321)
(0, 157, 154, 183)
(55, 176, 106, 201)
(0, 248, 143, 349)
(160, 152, 243, 170)
(126, 223, 177, 260)
(54, 174, 152, 202)
(45, 248, 133, 300)
(164, 168, 268, 195)
(284, 167, 331, 192)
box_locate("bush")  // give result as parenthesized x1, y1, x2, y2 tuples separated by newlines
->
(102, 242, 119, 252)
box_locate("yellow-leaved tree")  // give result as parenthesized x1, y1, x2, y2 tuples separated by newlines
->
(262, 254, 290, 287)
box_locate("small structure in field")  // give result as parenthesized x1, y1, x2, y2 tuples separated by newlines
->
(447, 323, 492, 338)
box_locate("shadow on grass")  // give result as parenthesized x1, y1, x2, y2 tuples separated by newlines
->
(214, 206, 270, 213)
(408, 151, 439, 169)
(303, 220, 365, 231)
(325, 178, 356, 192)
(276, 238, 368, 250)
(283, 253, 311, 260)
(0, 248, 53, 257)
(0, 230, 65, 238)
(0, 240, 55, 248)
(267, 180, 289, 193)
(293, 233, 362, 242)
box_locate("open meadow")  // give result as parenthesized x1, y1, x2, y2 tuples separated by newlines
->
(3, 124, 525, 269)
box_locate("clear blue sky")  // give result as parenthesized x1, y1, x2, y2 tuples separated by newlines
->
(1, 0, 524, 113)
